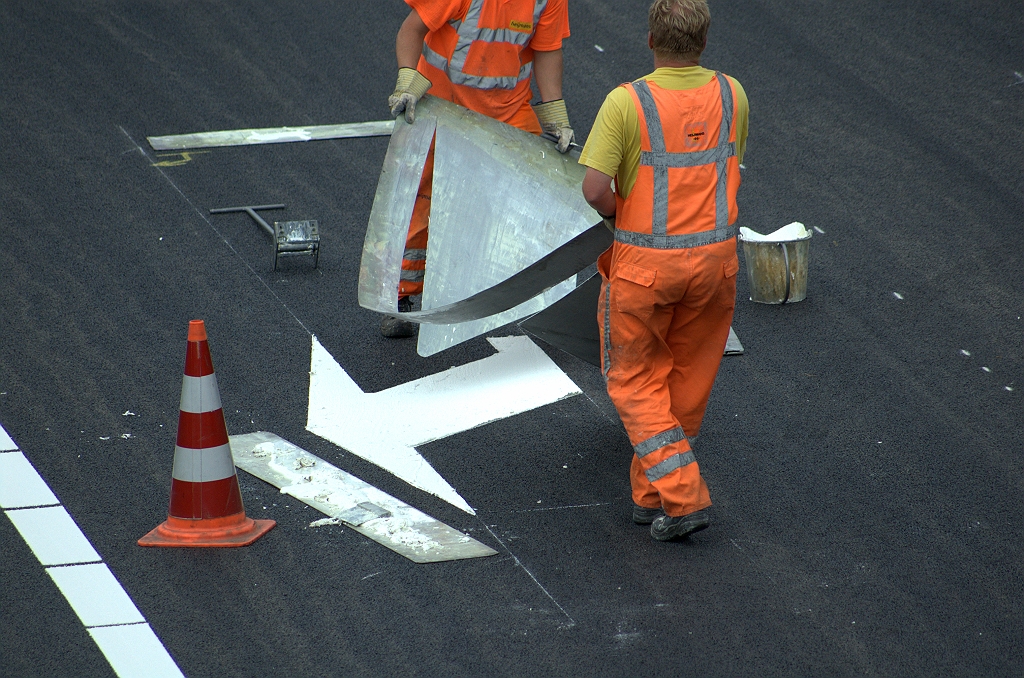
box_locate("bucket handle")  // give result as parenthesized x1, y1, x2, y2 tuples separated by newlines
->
(779, 242, 791, 305)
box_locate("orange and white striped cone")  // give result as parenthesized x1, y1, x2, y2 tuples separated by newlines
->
(139, 320, 275, 547)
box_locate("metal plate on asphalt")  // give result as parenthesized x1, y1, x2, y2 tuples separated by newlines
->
(230, 431, 497, 564)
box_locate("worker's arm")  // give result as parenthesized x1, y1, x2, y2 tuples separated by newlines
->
(396, 10, 429, 68)
(533, 48, 563, 103)
(582, 167, 616, 219)
(532, 48, 574, 153)
(390, 10, 432, 123)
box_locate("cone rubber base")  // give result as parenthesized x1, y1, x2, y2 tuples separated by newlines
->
(138, 512, 275, 548)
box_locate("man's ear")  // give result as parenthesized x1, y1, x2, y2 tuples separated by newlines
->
(648, 32, 654, 50)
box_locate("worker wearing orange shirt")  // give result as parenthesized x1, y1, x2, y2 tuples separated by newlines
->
(580, 0, 748, 541)
(381, 0, 574, 337)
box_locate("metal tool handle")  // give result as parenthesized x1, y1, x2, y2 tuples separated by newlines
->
(209, 204, 286, 238)
(539, 131, 581, 153)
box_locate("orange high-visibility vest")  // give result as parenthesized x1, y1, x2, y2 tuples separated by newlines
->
(419, 0, 553, 121)
(614, 73, 741, 248)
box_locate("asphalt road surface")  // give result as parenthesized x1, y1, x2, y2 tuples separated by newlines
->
(2, 1, 1022, 676)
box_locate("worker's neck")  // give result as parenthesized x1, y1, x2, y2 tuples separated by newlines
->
(654, 58, 700, 69)
(653, 51, 701, 69)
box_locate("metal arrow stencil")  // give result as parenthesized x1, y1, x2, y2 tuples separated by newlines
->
(358, 96, 602, 357)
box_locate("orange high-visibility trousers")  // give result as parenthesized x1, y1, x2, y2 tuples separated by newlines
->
(598, 238, 738, 517)
(399, 102, 543, 297)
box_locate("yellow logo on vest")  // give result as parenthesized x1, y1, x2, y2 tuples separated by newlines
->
(509, 20, 533, 32)
(684, 122, 708, 148)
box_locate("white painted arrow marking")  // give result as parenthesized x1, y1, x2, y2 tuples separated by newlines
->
(306, 335, 581, 514)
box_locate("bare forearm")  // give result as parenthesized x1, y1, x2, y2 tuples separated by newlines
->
(396, 10, 429, 69)
(533, 48, 563, 102)
(582, 168, 616, 217)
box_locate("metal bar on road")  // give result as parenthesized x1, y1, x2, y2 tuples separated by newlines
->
(147, 120, 396, 151)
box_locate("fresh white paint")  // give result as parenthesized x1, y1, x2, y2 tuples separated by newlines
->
(5, 506, 101, 565)
(307, 335, 581, 514)
(47, 563, 147, 627)
(88, 624, 186, 678)
(0, 452, 59, 507)
(739, 222, 811, 242)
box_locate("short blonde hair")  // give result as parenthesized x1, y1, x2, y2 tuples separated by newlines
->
(649, 0, 711, 61)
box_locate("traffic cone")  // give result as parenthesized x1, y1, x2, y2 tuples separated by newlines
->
(139, 320, 275, 547)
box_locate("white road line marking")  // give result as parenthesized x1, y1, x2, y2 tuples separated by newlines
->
(307, 335, 581, 514)
(0, 451, 59, 507)
(88, 624, 186, 678)
(5, 506, 102, 565)
(46, 563, 146, 627)
(0, 425, 184, 678)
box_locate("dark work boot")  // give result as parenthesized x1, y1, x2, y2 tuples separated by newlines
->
(380, 296, 417, 338)
(650, 509, 710, 541)
(632, 504, 664, 525)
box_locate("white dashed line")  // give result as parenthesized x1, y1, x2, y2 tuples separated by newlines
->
(0, 423, 184, 678)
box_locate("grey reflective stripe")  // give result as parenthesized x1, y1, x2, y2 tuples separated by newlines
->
(633, 427, 686, 458)
(631, 81, 666, 154)
(645, 451, 697, 483)
(630, 74, 737, 243)
(716, 72, 734, 148)
(423, 45, 533, 90)
(424, 0, 545, 91)
(641, 144, 735, 168)
(601, 280, 612, 377)
(475, 27, 534, 46)
(422, 43, 450, 74)
(171, 444, 236, 483)
(616, 225, 737, 249)
(632, 82, 668, 236)
(402, 248, 427, 262)
(714, 72, 734, 231)
(400, 269, 425, 282)
(179, 374, 221, 414)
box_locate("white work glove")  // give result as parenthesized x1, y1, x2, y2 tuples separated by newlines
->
(389, 67, 432, 124)
(534, 99, 575, 153)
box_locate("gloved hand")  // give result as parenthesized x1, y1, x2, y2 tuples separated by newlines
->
(534, 99, 574, 153)
(601, 214, 616, 232)
(389, 68, 432, 124)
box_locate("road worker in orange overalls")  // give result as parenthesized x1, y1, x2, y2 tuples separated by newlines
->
(381, 0, 575, 337)
(579, 0, 748, 541)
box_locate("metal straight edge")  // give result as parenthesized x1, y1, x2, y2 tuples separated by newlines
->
(147, 120, 396, 151)
(229, 431, 497, 564)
